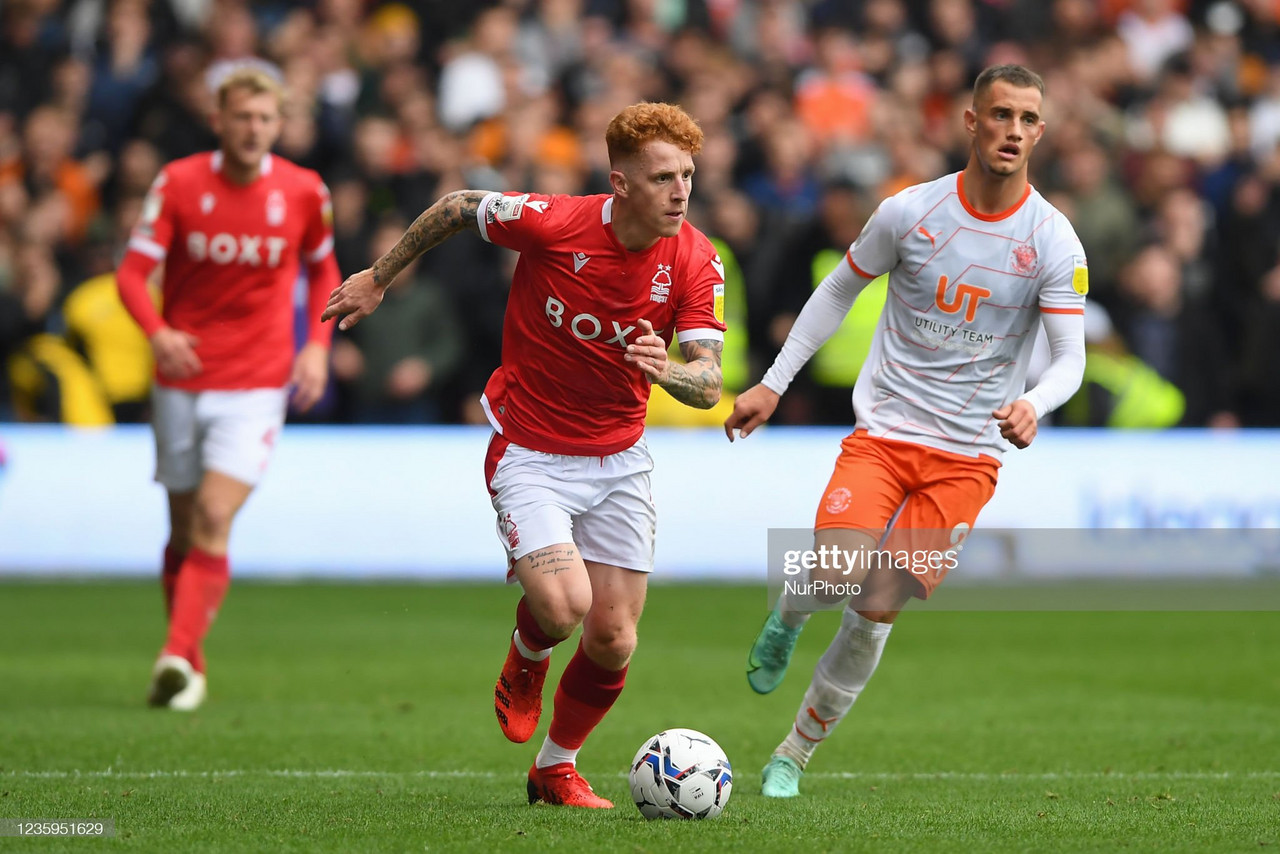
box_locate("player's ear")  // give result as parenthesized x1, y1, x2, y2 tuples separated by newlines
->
(609, 168, 629, 198)
(963, 106, 977, 137)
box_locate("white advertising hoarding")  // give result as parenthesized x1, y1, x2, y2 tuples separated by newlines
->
(0, 426, 1277, 578)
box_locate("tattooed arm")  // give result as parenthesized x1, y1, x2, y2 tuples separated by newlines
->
(322, 190, 489, 330)
(627, 319, 723, 409)
(661, 339, 724, 409)
(371, 190, 487, 286)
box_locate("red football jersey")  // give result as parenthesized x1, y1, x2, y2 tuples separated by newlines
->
(478, 192, 727, 456)
(122, 152, 335, 391)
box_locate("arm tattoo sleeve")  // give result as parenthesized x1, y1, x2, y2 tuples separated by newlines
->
(371, 190, 488, 286)
(659, 339, 724, 409)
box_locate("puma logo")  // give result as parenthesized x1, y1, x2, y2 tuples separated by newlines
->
(806, 706, 838, 732)
(917, 226, 937, 247)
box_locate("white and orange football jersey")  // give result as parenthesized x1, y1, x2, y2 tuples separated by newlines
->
(844, 171, 1087, 457)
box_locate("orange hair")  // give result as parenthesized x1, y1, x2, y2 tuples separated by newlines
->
(605, 102, 703, 166)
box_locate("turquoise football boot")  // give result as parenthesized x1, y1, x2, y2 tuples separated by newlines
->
(761, 755, 803, 798)
(746, 610, 803, 694)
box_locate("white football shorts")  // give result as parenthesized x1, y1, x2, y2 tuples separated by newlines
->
(484, 433, 657, 575)
(151, 385, 288, 492)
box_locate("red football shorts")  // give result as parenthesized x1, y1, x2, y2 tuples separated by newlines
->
(814, 431, 1000, 598)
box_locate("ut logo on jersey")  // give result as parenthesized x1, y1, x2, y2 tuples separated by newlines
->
(187, 232, 289, 267)
(934, 275, 990, 323)
(545, 296, 637, 347)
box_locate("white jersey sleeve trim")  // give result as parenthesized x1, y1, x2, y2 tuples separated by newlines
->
(761, 259, 872, 395)
(675, 328, 724, 343)
(128, 235, 167, 260)
(1019, 311, 1085, 420)
(479, 392, 504, 434)
(304, 235, 333, 263)
(476, 192, 502, 243)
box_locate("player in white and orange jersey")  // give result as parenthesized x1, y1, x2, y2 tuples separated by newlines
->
(724, 65, 1088, 797)
(116, 68, 339, 711)
(323, 103, 726, 808)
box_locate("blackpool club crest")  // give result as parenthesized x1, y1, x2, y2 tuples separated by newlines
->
(1011, 243, 1037, 275)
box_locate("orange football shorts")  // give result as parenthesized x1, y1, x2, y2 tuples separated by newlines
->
(813, 431, 1000, 598)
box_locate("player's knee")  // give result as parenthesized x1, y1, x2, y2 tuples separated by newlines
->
(533, 591, 591, 639)
(192, 495, 237, 540)
(583, 620, 637, 668)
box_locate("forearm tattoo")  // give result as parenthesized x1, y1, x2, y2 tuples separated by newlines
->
(660, 339, 724, 409)
(371, 190, 488, 286)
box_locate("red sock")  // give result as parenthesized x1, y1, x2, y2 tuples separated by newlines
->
(547, 642, 628, 750)
(515, 597, 564, 654)
(161, 544, 184, 617)
(163, 547, 229, 674)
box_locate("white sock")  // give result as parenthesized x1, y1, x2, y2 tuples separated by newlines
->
(535, 735, 579, 769)
(776, 608, 892, 768)
(777, 588, 813, 629)
(514, 629, 551, 661)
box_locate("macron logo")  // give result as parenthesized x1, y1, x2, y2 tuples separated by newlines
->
(573, 252, 590, 273)
(710, 254, 724, 280)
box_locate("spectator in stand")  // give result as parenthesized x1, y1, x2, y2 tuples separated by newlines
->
(330, 215, 463, 424)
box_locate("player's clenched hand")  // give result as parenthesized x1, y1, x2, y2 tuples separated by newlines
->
(724, 383, 780, 442)
(994, 399, 1038, 449)
(150, 327, 201, 380)
(625, 319, 669, 382)
(321, 268, 383, 331)
(290, 341, 329, 412)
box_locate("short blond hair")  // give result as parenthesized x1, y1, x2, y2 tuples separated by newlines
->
(216, 67, 285, 110)
(605, 102, 703, 166)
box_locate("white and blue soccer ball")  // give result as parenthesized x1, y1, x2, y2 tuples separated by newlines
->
(628, 728, 733, 819)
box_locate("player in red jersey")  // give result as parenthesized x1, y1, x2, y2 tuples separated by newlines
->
(116, 68, 340, 711)
(324, 102, 726, 808)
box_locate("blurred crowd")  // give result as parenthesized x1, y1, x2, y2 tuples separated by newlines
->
(3, 0, 1280, 428)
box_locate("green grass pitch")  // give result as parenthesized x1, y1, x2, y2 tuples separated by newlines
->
(1, 581, 1277, 852)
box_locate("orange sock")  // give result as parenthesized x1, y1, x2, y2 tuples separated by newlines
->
(163, 548, 228, 674)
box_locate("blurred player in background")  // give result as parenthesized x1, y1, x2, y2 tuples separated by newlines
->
(323, 102, 726, 808)
(116, 68, 339, 710)
(724, 65, 1088, 797)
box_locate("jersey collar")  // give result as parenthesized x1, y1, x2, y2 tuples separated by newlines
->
(956, 171, 1031, 222)
(600, 194, 665, 257)
(210, 151, 274, 176)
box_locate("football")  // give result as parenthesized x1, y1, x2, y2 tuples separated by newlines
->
(628, 728, 733, 819)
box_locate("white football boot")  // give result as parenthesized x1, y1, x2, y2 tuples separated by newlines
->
(147, 654, 207, 711)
